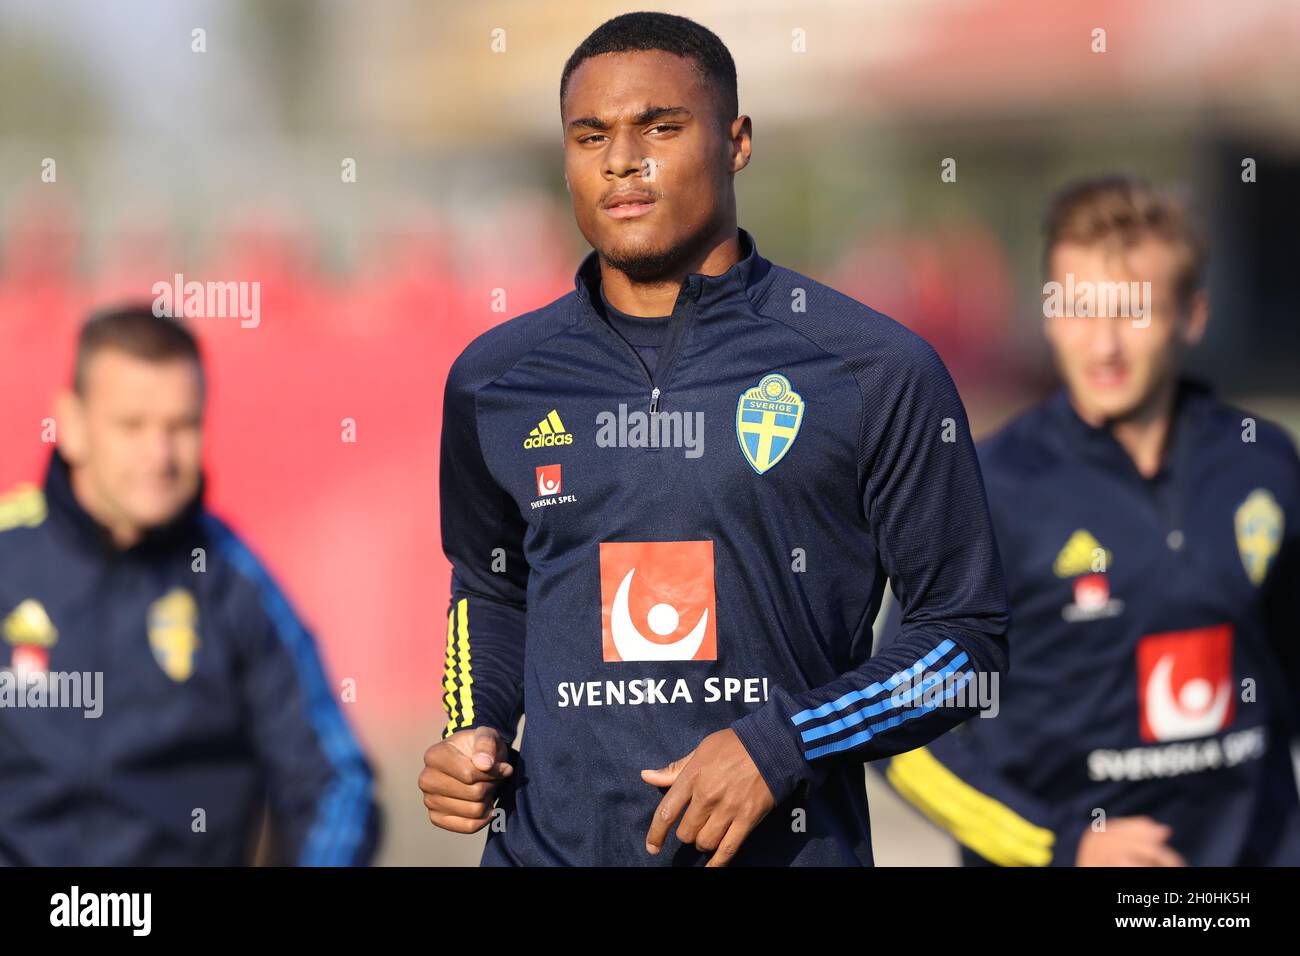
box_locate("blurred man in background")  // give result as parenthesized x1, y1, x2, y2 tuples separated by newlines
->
(881, 175, 1300, 866)
(0, 306, 380, 865)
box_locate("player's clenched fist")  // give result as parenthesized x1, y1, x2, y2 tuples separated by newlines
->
(419, 726, 514, 834)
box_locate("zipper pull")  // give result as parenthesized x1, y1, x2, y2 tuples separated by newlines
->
(649, 386, 661, 415)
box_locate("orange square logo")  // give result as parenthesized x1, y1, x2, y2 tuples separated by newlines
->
(599, 540, 716, 662)
(536, 464, 561, 497)
(1136, 623, 1234, 742)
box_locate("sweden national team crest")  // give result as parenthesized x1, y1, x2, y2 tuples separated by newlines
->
(1234, 488, 1283, 585)
(736, 373, 804, 474)
(148, 588, 200, 682)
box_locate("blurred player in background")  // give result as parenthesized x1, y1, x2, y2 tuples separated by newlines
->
(880, 175, 1300, 866)
(0, 306, 380, 865)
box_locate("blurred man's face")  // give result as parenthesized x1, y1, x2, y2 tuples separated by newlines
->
(1045, 238, 1205, 424)
(59, 349, 203, 536)
(562, 50, 742, 280)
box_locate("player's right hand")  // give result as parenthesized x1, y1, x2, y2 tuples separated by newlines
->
(419, 726, 514, 834)
(1076, 815, 1187, 866)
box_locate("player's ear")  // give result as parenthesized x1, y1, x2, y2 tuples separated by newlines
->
(730, 115, 752, 174)
(1180, 288, 1209, 347)
(1041, 297, 1061, 344)
(53, 390, 88, 466)
(1041, 253, 1061, 339)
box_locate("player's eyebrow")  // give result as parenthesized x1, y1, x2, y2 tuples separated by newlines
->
(632, 105, 692, 124)
(567, 106, 692, 133)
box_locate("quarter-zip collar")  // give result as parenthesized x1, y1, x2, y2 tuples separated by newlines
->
(1046, 377, 1215, 487)
(573, 226, 774, 320)
(1046, 378, 1218, 547)
(43, 447, 206, 559)
(573, 227, 775, 416)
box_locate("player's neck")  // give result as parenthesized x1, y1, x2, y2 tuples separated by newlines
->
(70, 466, 145, 549)
(600, 222, 742, 317)
(1106, 378, 1178, 480)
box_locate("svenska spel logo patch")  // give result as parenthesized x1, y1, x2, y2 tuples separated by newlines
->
(1136, 624, 1234, 742)
(599, 540, 716, 662)
(535, 464, 561, 497)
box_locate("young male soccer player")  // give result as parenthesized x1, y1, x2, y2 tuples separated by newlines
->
(882, 176, 1300, 866)
(419, 12, 1010, 865)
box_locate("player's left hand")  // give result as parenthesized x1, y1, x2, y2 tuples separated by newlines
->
(641, 728, 776, 866)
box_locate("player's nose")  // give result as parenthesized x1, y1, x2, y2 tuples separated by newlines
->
(602, 128, 646, 180)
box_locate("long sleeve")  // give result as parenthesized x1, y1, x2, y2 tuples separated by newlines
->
(870, 597, 1081, 866)
(438, 357, 528, 740)
(1262, 534, 1300, 739)
(882, 725, 1083, 866)
(1260, 435, 1300, 739)
(732, 341, 1010, 806)
(208, 520, 381, 866)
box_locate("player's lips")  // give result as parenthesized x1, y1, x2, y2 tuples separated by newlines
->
(602, 190, 657, 220)
(1085, 365, 1129, 388)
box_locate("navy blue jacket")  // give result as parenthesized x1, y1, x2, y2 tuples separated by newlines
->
(880, 382, 1300, 866)
(438, 227, 1010, 865)
(0, 450, 379, 865)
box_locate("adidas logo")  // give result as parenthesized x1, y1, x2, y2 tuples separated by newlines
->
(524, 410, 574, 449)
(1053, 529, 1112, 578)
(4, 598, 58, 648)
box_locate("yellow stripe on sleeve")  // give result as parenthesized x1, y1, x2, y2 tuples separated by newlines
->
(454, 598, 475, 728)
(886, 746, 1056, 867)
(440, 606, 461, 737)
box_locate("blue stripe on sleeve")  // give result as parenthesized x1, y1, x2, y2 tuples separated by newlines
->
(806, 670, 976, 760)
(792, 639, 957, 726)
(204, 515, 372, 866)
(799, 651, 970, 744)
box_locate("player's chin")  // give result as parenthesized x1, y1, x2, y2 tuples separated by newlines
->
(126, 495, 189, 529)
(1081, 390, 1144, 424)
(599, 235, 682, 280)
(599, 221, 665, 253)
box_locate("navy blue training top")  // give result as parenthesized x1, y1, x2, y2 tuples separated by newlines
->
(599, 284, 671, 377)
(438, 227, 1010, 865)
(0, 450, 380, 864)
(879, 381, 1300, 866)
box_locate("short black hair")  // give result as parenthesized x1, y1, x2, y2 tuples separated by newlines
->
(74, 304, 204, 396)
(560, 12, 738, 124)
